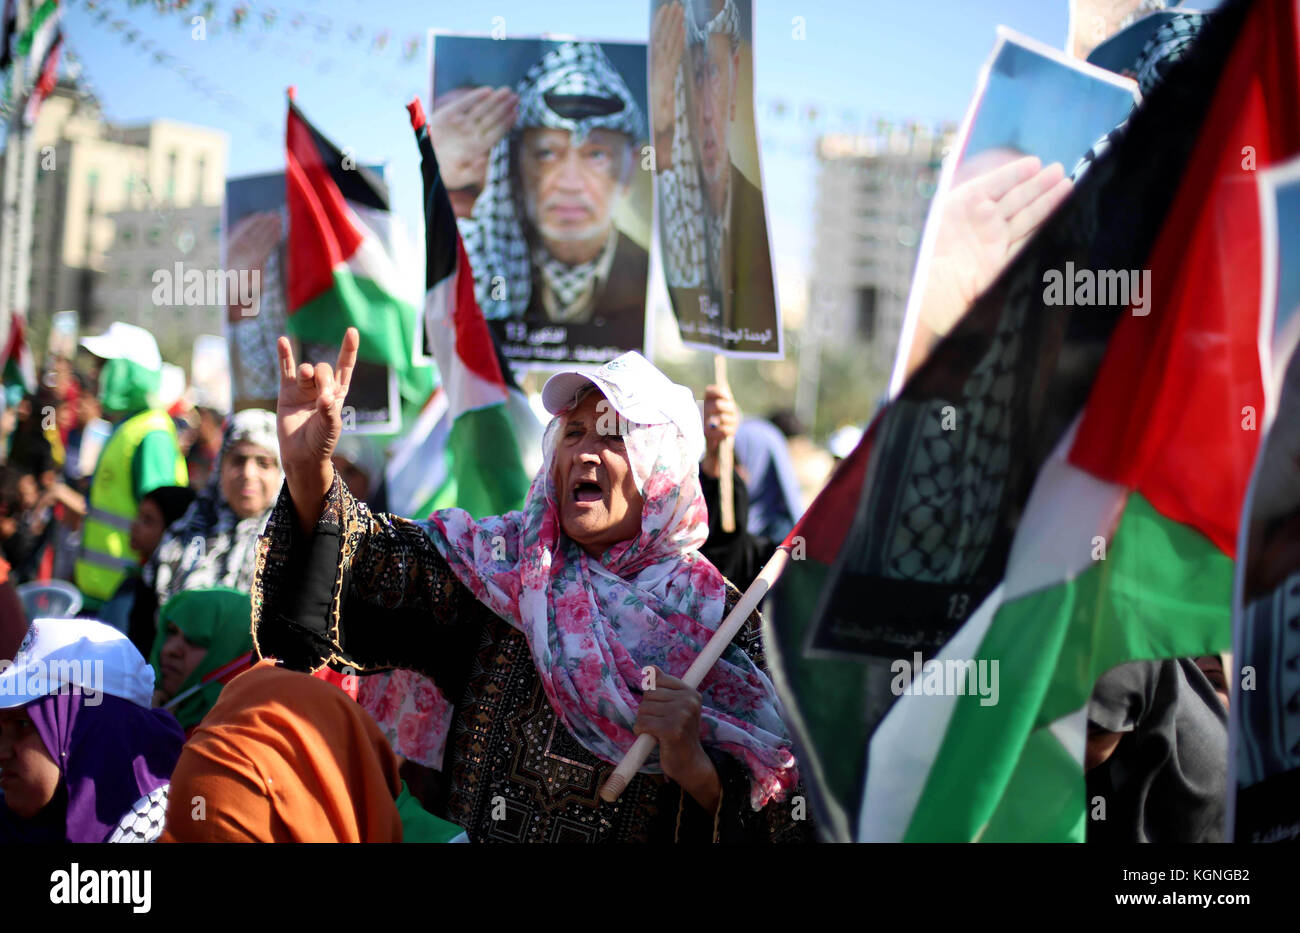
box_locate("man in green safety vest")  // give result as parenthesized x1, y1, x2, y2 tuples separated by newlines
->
(74, 323, 188, 612)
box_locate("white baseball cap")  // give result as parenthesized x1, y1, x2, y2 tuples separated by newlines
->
(541, 351, 705, 463)
(0, 618, 156, 709)
(80, 322, 163, 372)
(158, 362, 187, 409)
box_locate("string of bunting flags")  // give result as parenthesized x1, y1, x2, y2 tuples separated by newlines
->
(66, 0, 418, 109)
(79, 0, 423, 58)
(4, 0, 848, 157)
(59, 0, 948, 146)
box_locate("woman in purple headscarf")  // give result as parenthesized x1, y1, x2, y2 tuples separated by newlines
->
(0, 619, 185, 843)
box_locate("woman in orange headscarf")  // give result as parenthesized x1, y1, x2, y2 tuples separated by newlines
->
(161, 660, 459, 843)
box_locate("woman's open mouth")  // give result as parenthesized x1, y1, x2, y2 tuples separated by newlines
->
(572, 479, 604, 504)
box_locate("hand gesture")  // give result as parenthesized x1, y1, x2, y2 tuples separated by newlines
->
(430, 86, 518, 191)
(921, 155, 1072, 337)
(275, 328, 358, 531)
(650, 2, 686, 157)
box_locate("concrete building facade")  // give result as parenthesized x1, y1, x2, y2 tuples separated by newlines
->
(11, 80, 227, 359)
(808, 124, 954, 371)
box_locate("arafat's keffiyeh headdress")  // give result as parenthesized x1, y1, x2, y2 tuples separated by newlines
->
(1070, 10, 1209, 183)
(686, 0, 740, 50)
(462, 41, 645, 320)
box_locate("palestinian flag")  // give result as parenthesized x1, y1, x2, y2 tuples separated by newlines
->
(285, 93, 430, 417)
(403, 96, 531, 519)
(21, 27, 58, 127)
(765, 0, 1300, 842)
(14, 0, 55, 60)
(2, 312, 35, 395)
(13, 0, 57, 128)
(356, 99, 536, 772)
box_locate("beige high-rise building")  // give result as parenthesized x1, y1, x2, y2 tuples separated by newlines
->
(95, 204, 224, 360)
(809, 124, 954, 371)
(8, 79, 227, 360)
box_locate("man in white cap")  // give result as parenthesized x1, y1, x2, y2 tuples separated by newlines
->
(74, 323, 188, 611)
(249, 329, 803, 843)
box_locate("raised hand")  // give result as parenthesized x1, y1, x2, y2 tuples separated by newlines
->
(922, 155, 1072, 337)
(650, 1, 686, 163)
(276, 327, 358, 534)
(227, 211, 281, 269)
(1068, 0, 1144, 59)
(429, 86, 519, 192)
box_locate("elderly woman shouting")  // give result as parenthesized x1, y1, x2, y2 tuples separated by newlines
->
(251, 329, 804, 843)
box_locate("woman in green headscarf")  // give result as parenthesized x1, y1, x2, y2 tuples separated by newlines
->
(149, 587, 255, 733)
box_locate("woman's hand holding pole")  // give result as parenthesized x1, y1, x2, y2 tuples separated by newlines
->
(600, 545, 791, 802)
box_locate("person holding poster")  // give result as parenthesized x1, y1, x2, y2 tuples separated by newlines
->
(651, 0, 779, 356)
(437, 37, 651, 365)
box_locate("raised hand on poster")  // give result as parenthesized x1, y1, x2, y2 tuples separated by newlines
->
(910, 156, 1071, 372)
(429, 86, 519, 191)
(275, 327, 358, 534)
(650, 0, 686, 165)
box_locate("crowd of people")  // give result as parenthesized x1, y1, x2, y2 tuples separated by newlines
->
(0, 0, 1238, 847)
(0, 311, 837, 842)
(0, 320, 1234, 844)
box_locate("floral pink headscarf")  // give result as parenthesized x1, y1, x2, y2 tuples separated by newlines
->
(361, 406, 798, 809)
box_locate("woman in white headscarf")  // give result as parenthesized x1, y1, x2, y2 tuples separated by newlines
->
(147, 409, 282, 605)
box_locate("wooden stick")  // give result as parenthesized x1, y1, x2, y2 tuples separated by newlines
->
(714, 355, 736, 533)
(599, 546, 791, 802)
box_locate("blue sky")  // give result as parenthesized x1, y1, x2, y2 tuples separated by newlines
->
(58, 0, 1071, 276)
(963, 39, 1137, 169)
(1276, 178, 1300, 337)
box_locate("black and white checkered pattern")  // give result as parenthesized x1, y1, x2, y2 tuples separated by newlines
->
(106, 784, 170, 843)
(1071, 12, 1209, 184)
(1133, 12, 1207, 95)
